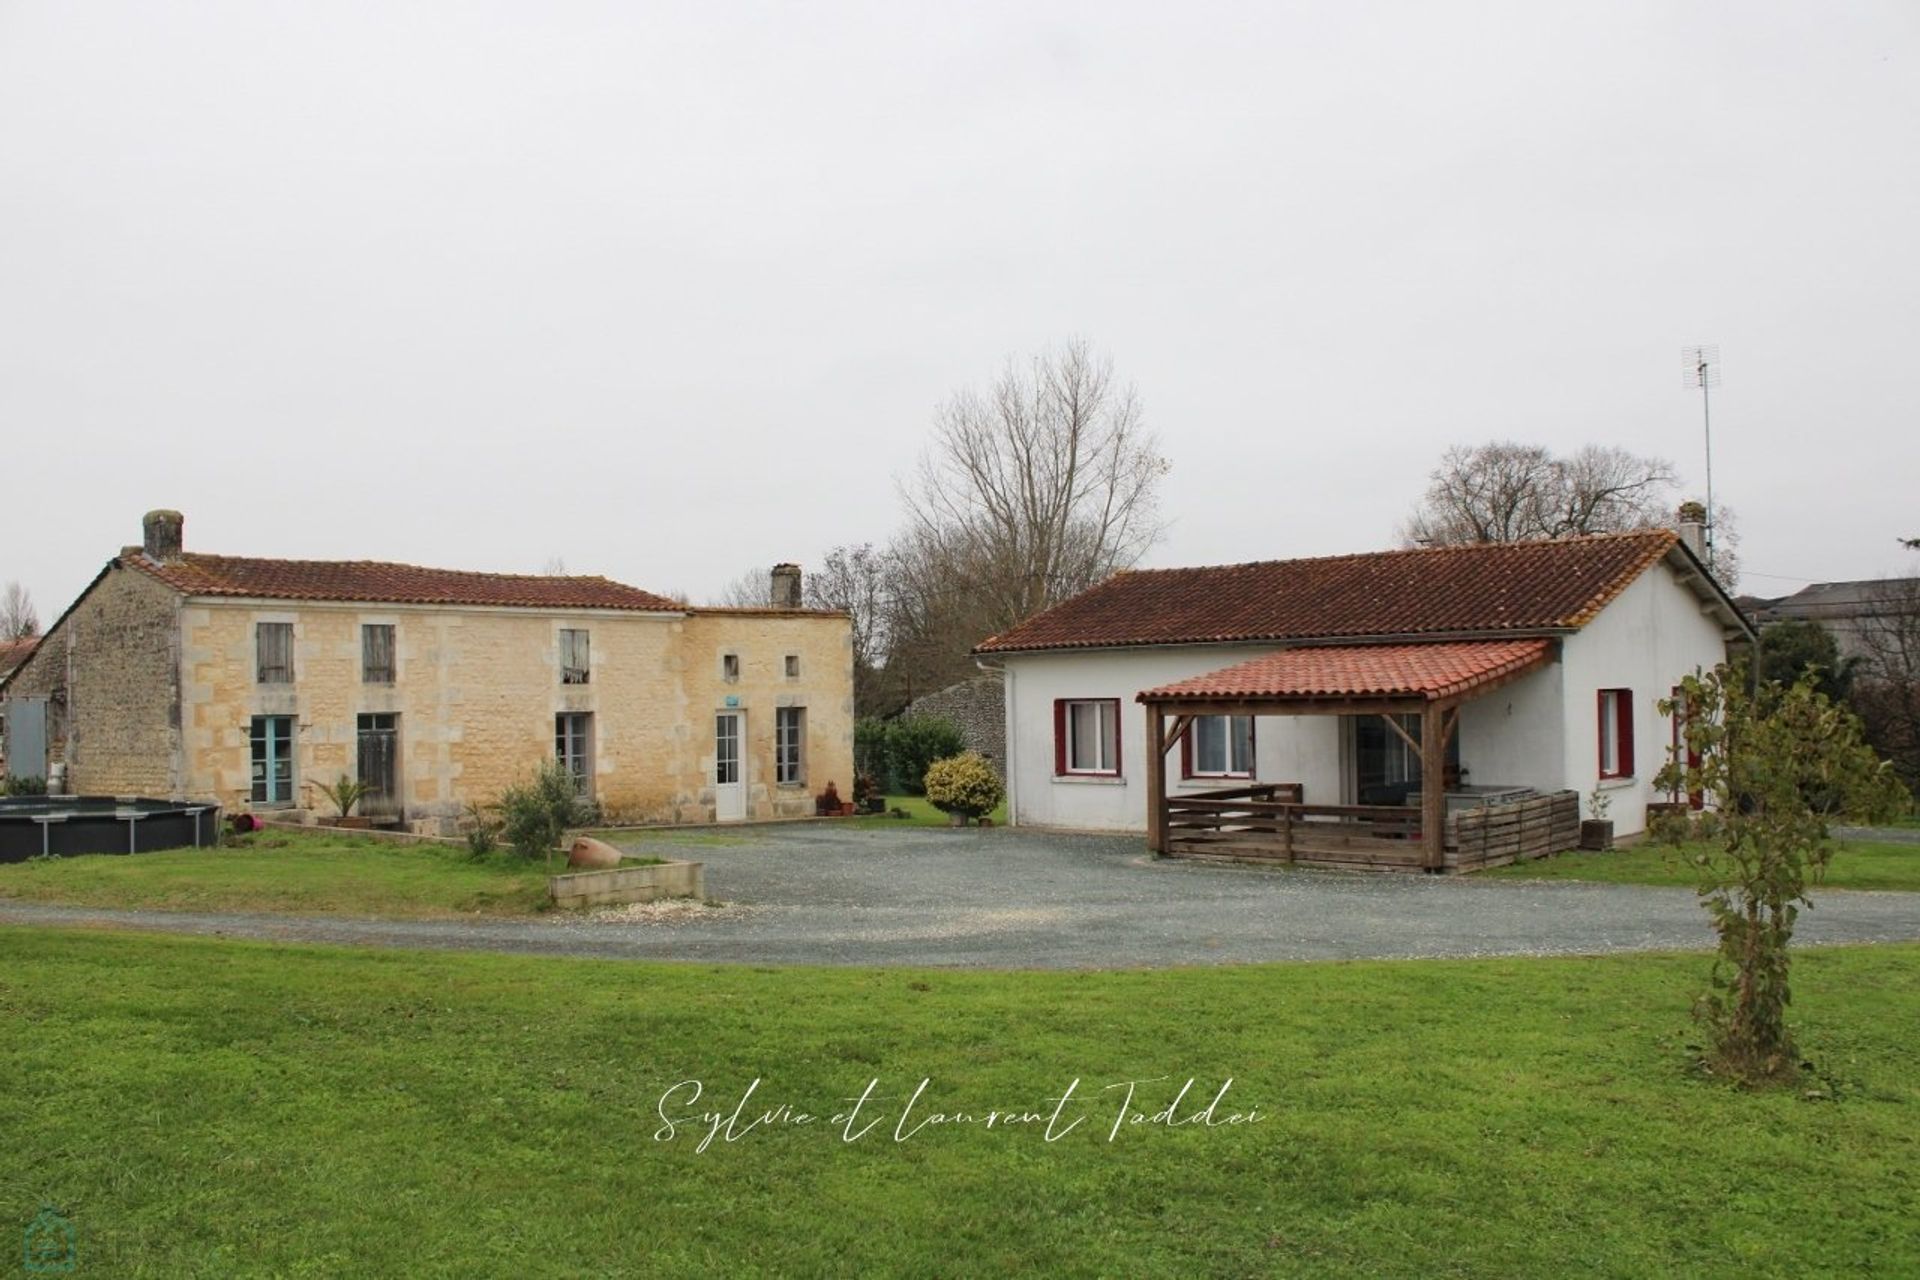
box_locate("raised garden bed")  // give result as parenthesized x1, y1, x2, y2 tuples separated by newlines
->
(548, 859, 704, 909)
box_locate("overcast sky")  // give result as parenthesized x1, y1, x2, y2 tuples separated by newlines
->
(2, 1, 1915, 621)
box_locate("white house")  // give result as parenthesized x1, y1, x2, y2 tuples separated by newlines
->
(974, 525, 1751, 869)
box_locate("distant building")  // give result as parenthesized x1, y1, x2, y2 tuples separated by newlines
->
(1741, 579, 1920, 664)
(0, 511, 854, 831)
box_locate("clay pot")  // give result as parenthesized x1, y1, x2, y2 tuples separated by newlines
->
(567, 836, 623, 869)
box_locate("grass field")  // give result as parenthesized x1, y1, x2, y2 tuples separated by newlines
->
(1483, 839, 1920, 891)
(1, 929, 1914, 1277)
(0, 831, 565, 918)
(857, 794, 1009, 827)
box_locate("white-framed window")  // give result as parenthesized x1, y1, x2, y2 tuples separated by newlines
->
(249, 714, 294, 805)
(1186, 715, 1254, 778)
(1598, 688, 1634, 779)
(1055, 698, 1121, 776)
(775, 706, 805, 785)
(559, 629, 590, 685)
(555, 711, 593, 795)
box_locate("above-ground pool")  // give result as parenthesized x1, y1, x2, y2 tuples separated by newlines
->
(0, 796, 223, 863)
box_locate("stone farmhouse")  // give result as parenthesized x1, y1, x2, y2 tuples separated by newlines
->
(974, 522, 1751, 871)
(0, 512, 854, 831)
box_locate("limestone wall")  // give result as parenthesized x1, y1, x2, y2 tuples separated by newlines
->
(1, 563, 181, 795)
(905, 674, 1006, 775)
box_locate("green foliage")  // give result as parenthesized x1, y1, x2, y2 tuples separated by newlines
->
(853, 717, 891, 783)
(923, 751, 1005, 819)
(1758, 620, 1857, 702)
(882, 715, 966, 795)
(1656, 665, 1907, 1082)
(497, 760, 585, 864)
(312, 773, 372, 818)
(2, 774, 48, 797)
(462, 802, 502, 858)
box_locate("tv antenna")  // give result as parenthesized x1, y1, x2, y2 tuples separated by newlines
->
(1682, 345, 1720, 571)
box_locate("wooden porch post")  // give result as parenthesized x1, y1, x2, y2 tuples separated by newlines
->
(1421, 701, 1446, 871)
(1145, 703, 1167, 855)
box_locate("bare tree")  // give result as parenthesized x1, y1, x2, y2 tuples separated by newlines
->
(1, 582, 37, 640)
(540, 556, 568, 576)
(711, 566, 772, 608)
(805, 544, 893, 713)
(1401, 443, 1678, 546)
(902, 339, 1169, 637)
(1853, 571, 1920, 794)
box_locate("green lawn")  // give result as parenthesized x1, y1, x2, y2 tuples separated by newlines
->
(856, 793, 1009, 827)
(1483, 839, 1920, 892)
(1, 931, 1916, 1277)
(0, 831, 562, 918)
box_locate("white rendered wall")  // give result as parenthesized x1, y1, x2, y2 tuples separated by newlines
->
(1453, 660, 1566, 796)
(1557, 560, 1731, 836)
(999, 646, 1343, 832)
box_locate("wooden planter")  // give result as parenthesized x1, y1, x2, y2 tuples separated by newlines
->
(1579, 819, 1614, 851)
(329, 816, 372, 830)
(549, 859, 704, 909)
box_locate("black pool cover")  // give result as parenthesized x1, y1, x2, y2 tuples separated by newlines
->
(0, 796, 223, 863)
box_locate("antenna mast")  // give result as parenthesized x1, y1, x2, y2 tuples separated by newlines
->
(1682, 345, 1720, 571)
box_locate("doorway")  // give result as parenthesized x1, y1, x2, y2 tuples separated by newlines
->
(715, 710, 745, 822)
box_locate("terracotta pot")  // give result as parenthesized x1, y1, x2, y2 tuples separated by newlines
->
(568, 836, 623, 870)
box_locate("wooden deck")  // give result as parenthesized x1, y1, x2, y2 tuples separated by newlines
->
(1163, 786, 1579, 873)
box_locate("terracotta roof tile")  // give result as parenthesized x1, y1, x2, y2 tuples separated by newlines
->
(975, 531, 1677, 653)
(121, 550, 684, 613)
(1138, 640, 1554, 703)
(0, 636, 37, 673)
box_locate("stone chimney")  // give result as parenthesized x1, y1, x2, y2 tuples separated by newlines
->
(142, 509, 184, 562)
(1675, 501, 1707, 562)
(770, 563, 803, 608)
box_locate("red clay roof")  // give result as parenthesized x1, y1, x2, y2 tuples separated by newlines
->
(1138, 639, 1555, 704)
(120, 550, 685, 612)
(975, 531, 1678, 653)
(0, 636, 37, 673)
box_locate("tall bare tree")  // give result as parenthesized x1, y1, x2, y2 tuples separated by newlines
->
(902, 339, 1169, 638)
(1401, 443, 1678, 546)
(711, 566, 772, 608)
(805, 544, 893, 714)
(1, 581, 38, 640)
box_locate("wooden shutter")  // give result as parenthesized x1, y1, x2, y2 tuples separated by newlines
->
(1053, 700, 1067, 775)
(1618, 692, 1635, 778)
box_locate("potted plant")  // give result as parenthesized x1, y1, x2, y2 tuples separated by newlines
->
(852, 772, 886, 815)
(1580, 787, 1614, 850)
(924, 752, 1005, 828)
(314, 774, 374, 829)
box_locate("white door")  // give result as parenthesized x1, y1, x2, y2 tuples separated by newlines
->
(714, 711, 746, 822)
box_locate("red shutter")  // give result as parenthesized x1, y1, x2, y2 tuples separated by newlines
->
(1179, 716, 1193, 779)
(1109, 699, 1123, 777)
(1619, 692, 1635, 778)
(1053, 699, 1067, 775)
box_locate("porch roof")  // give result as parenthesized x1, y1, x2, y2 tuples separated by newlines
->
(1136, 639, 1554, 707)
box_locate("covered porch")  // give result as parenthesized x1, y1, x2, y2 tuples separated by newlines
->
(1138, 640, 1577, 873)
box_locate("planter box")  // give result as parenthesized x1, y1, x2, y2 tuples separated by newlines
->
(1579, 819, 1615, 851)
(549, 859, 704, 909)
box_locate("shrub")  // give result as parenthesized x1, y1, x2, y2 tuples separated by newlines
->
(462, 802, 502, 858)
(313, 774, 371, 819)
(924, 751, 1004, 821)
(854, 717, 891, 785)
(884, 715, 965, 796)
(3, 775, 48, 797)
(497, 761, 585, 864)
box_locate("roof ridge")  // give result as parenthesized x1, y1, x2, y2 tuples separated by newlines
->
(1116, 528, 1676, 578)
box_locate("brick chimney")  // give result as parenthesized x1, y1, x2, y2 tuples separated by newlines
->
(1675, 501, 1707, 562)
(143, 509, 184, 562)
(770, 563, 803, 608)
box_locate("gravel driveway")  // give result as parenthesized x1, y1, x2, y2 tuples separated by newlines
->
(5, 823, 1920, 969)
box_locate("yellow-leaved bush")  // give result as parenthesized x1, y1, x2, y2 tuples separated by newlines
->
(923, 751, 1004, 818)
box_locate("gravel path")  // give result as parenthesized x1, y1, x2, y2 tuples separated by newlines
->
(1834, 825, 1920, 845)
(5, 823, 1920, 969)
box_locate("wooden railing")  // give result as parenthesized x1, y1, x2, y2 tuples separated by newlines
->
(1164, 785, 1581, 873)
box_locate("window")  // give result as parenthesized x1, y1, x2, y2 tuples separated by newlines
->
(357, 713, 399, 814)
(784, 654, 800, 680)
(1353, 713, 1460, 805)
(775, 707, 806, 785)
(721, 652, 740, 682)
(555, 712, 593, 795)
(1598, 689, 1634, 779)
(249, 715, 294, 805)
(1054, 698, 1121, 776)
(256, 622, 293, 684)
(559, 629, 590, 685)
(362, 624, 395, 684)
(1185, 715, 1254, 778)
